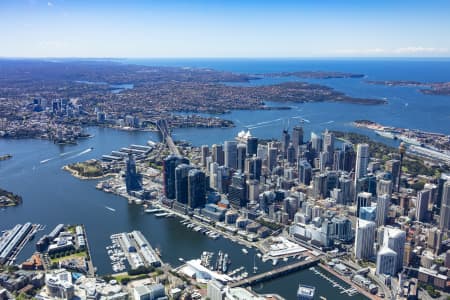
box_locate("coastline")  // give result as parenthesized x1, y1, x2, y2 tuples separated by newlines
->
(62, 165, 118, 180)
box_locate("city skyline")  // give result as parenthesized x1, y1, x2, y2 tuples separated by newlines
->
(1, 0, 450, 58)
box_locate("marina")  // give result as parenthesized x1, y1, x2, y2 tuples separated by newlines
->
(106, 230, 162, 273)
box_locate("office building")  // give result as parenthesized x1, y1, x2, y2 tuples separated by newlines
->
(355, 143, 369, 181)
(133, 283, 165, 300)
(212, 144, 224, 166)
(385, 159, 400, 193)
(188, 169, 206, 209)
(354, 219, 375, 260)
(246, 136, 258, 157)
(207, 280, 224, 300)
(163, 155, 190, 199)
(175, 164, 194, 204)
(439, 181, 450, 231)
(383, 227, 406, 272)
(281, 129, 290, 158)
(292, 126, 304, 155)
(201, 145, 209, 167)
(224, 141, 238, 169)
(268, 146, 278, 171)
(125, 154, 142, 193)
(376, 247, 397, 276)
(237, 143, 247, 172)
(359, 206, 377, 222)
(376, 194, 390, 227)
(356, 192, 372, 218)
(245, 155, 262, 180)
(416, 189, 431, 222)
(298, 160, 312, 185)
(228, 172, 247, 208)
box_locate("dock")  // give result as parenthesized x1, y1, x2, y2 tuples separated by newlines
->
(228, 257, 320, 287)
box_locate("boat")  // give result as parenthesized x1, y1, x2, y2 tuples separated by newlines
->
(242, 248, 248, 255)
(178, 257, 184, 262)
(272, 258, 278, 266)
(155, 212, 169, 217)
(105, 206, 116, 212)
(375, 130, 396, 139)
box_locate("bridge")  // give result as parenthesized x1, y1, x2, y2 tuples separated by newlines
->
(156, 119, 180, 156)
(228, 257, 320, 288)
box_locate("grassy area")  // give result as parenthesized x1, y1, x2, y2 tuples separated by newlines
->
(50, 251, 87, 263)
(67, 160, 103, 177)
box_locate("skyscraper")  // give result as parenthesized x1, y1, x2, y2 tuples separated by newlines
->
(175, 164, 194, 204)
(125, 154, 142, 193)
(163, 155, 190, 199)
(356, 192, 372, 218)
(246, 136, 258, 157)
(342, 143, 356, 172)
(416, 189, 431, 222)
(354, 219, 376, 260)
(310, 132, 322, 157)
(322, 129, 334, 164)
(237, 143, 247, 172)
(292, 126, 304, 156)
(287, 143, 296, 164)
(383, 227, 406, 272)
(267, 146, 278, 171)
(281, 129, 290, 158)
(224, 141, 238, 169)
(376, 194, 390, 227)
(376, 247, 397, 276)
(245, 155, 262, 180)
(228, 172, 247, 208)
(439, 181, 450, 231)
(188, 169, 206, 209)
(212, 144, 224, 166)
(298, 160, 312, 185)
(385, 159, 400, 193)
(201, 145, 209, 167)
(355, 143, 369, 181)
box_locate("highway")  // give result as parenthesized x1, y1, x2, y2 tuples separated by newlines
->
(156, 119, 180, 156)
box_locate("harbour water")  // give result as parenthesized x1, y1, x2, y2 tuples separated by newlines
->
(2, 59, 450, 299)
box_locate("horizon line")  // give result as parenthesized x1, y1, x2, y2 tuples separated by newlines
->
(1, 56, 450, 60)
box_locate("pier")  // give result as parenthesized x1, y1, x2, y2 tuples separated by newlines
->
(156, 119, 180, 155)
(228, 257, 320, 287)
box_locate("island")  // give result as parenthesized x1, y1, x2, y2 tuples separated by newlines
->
(365, 80, 450, 96)
(0, 60, 386, 142)
(0, 188, 22, 207)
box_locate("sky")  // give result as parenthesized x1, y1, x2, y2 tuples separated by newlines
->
(1, 0, 450, 58)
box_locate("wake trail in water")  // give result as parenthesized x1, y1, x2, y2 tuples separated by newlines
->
(245, 118, 283, 128)
(66, 148, 93, 160)
(105, 206, 116, 212)
(59, 149, 79, 157)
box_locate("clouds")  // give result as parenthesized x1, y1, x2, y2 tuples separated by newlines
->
(332, 46, 449, 56)
(47, 1, 53, 7)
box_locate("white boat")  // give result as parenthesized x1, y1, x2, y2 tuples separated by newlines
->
(242, 248, 248, 255)
(375, 130, 396, 139)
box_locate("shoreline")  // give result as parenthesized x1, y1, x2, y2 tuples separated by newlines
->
(62, 165, 118, 180)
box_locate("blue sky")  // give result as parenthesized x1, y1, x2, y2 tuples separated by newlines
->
(1, 0, 449, 58)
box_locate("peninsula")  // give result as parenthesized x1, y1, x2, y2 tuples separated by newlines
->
(0, 60, 386, 142)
